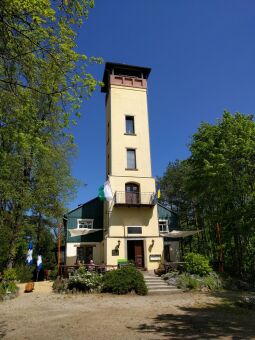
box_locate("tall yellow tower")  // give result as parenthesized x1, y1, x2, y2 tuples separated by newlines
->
(102, 63, 163, 270)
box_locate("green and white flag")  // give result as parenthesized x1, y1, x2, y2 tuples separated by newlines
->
(98, 181, 113, 201)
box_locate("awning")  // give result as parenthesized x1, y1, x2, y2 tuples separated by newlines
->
(160, 229, 201, 238)
(69, 228, 101, 237)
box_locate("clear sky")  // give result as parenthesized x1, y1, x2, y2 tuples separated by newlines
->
(68, 0, 255, 209)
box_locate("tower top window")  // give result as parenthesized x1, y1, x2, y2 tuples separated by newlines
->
(125, 116, 135, 134)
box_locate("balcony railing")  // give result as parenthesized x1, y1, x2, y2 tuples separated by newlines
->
(114, 191, 156, 207)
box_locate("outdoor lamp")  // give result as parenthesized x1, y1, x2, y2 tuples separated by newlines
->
(115, 240, 121, 250)
(148, 239, 154, 252)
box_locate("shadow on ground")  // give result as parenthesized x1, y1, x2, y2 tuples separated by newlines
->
(130, 292, 255, 339)
(0, 321, 7, 339)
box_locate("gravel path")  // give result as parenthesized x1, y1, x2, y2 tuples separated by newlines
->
(0, 282, 254, 339)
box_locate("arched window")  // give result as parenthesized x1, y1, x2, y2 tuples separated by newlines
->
(125, 183, 140, 204)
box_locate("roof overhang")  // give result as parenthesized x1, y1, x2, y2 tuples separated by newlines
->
(101, 62, 151, 93)
(69, 228, 101, 237)
(160, 230, 201, 238)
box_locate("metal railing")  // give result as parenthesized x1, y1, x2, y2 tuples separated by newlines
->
(114, 191, 155, 206)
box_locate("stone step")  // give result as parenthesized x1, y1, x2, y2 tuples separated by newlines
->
(149, 288, 181, 294)
(146, 281, 168, 285)
(143, 274, 181, 294)
(148, 284, 179, 289)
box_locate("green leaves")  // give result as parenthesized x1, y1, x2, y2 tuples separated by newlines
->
(159, 111, 255, 279)
(0, 0, 102, 268)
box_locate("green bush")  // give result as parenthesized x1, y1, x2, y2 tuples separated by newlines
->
(0, 268, 19, 300)
(102, 265, 148, 295)
(48, 266, 59, 281)
(203, 272, 223, 290)
(67, 267, 103, 292)
(53, 267, 102, 293)
(3, 268, 17, 281)
(52, 277, 68, 293)
(15, 265, 33, 283)
(183, 252, 212, 276)
(177, 272, 222, 291)
(0, 281, 19, 300)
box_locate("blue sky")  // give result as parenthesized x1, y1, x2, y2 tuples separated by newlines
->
(68, 0, 255, 209)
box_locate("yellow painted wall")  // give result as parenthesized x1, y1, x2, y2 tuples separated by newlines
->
(106, 85, 152, 177)
(65, 242, 103, 266)
(105, 237, 164, 270)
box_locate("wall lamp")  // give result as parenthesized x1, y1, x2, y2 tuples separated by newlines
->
(115, 240, 121, 250)
(148, 239, 155, 252)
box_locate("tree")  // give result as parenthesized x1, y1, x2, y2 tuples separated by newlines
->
(159, 112, 255, 279)
(189, 111, 255, 277)
(0, 0, 102, 268)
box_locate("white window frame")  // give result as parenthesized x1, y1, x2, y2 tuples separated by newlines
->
(159, 219, 168, 233)
(126, 148, 136, 169)
(77, 219, 94, 229)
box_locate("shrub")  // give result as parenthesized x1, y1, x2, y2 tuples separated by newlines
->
(67, 267, 103, 292)
(0, 279, 19, 300)
(203, 272, 223, 290)
(52, 277, 68, 293)
(102, 265, 148, 295)
(52, 267, 103, 293)
(177, 272, 222, 291)
(48, 266, 59, 281)
(15, 265, 33, 283)
(183, 252, 212, 276)
(3, 268, 17, 281)
(0, 268, 19, 300)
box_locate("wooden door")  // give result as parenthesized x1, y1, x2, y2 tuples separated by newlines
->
(125, 183, 139, 204)
(134, 241, 144, 268)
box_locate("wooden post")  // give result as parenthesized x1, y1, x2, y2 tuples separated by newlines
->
(216, 223, 224, 273)
(58, 223, 62, 275)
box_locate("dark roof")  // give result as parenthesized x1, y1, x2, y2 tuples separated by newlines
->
(157, 202, 177, 216)
(101, 62, 151, 93)
(63, 197, 100, 217)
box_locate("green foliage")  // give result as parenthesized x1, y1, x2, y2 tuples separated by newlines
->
(102, 266, 148, 295)
(15, 265, 33, 283)
(0, 281, 18, 296)
(177, 272, 222, 291)
(184, 252, 212, 276)
(159, 111, 255, 281)
(0, 0, 102, 269)
(202, 272, 223, 290)
(67, 267, 102, 292)
(48, 266, 59, 281)
(0, 268, 19, 299)
(53, 267, 102, 293)
(52, 278, 68, 293)
(3, 268, 17, 281)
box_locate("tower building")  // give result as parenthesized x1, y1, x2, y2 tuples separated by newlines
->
(102, 62, 163, 270)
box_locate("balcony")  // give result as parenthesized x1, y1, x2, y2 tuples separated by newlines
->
(114, 191, 156, 207)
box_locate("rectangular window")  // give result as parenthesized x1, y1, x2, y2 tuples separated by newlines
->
(77, 219, 94, 229)
(125, 116, 134, 134)
(159, 220, 168, 233)
(77, 246, 93, 263)
(127, 149, 136, 169)
(127, 227, 142, 234)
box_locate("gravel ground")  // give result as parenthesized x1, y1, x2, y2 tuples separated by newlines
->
(0, 282, 254, 340)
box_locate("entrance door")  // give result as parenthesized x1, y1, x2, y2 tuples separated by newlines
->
(125, 183, 139, 204)
(127, 240, 144, 268)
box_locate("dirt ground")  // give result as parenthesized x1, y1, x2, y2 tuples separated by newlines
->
(0, 282, 254, 340)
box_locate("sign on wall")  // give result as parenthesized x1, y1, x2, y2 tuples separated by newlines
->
(149, 254, 161, 262)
